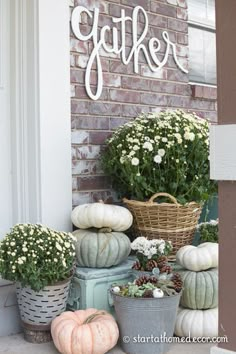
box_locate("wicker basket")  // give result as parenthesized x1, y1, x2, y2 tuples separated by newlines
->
(123, 193, 202, 257)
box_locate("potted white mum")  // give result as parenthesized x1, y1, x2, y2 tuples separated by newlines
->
(0, 223, 75, 342)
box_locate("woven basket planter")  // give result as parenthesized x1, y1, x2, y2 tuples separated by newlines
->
(123, 193, 202, 258)
(16, 278, 71, 342)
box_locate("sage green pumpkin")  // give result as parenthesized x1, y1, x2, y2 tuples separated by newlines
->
(73, 228, 131, 268)
(179, 268, 218, 310)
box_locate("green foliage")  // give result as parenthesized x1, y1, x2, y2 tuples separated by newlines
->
(0, 223, 76, 291)
(198, 220, 218, 243)
(101, 109, 217, 204)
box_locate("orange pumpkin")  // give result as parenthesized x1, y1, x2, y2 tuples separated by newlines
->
(51, 308, 119, 354)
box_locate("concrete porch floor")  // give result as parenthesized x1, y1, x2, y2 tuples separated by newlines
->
(0, 334, 213, 354)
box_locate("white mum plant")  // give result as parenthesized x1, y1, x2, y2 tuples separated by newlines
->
(102, 109, 217, 204)
(0, 224, 76, 291)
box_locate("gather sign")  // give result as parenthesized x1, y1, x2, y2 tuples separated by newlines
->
(71, 5, 188, 101)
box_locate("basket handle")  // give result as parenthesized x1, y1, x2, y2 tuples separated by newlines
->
(148, 193, 179, 205)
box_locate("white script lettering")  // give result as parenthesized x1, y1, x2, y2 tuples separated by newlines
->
(71, 6, 188, 100)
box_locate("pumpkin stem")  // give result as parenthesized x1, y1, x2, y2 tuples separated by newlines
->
(83, 311, 107, 324)
(98, 227, 113, 233)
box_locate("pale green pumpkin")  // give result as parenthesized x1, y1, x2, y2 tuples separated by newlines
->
(73, 228, 131, 268)
(179, 268, 218, 310)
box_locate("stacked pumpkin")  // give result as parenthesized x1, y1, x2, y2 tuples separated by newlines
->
(71, 201, 133, 268)
(174, 242, 219, 338)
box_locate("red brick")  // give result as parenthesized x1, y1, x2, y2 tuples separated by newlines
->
(121, 0, 150, 11)
(78, 176, 111, 190)
(75, 86, 109, 101)
(70, 38, 88, 54)
(121, 77, 150, 91)
(71, 69, 84, 84)
(191, 85, 217, 101)
(110, 117, 132, 130)
(71, 100, 89, 114)
(89, 131, 112, 144)
(177, 7, 188, 20)
(76, 145, 102, 160)
(150, 2, 177, 18)
(71, 130, 89, 144)
(72, 160, 103, 175)
(110, 89, 140, 103)
(140, 93, 168, 105)
(89, 102, 121, 116)
(110, 61, 134, 75)
(167, 68, 188, 83)
(168, 18, 188, 32)
(177, 33, 188, 45)
(73, 116, 110, 130)
(122, 104, 150, 117)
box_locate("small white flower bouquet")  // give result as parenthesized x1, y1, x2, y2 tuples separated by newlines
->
(131, 237, 172, 271)
(102, 109, 217, 204)
(0, 223, 76, 291)
(197, 219, 218, 243)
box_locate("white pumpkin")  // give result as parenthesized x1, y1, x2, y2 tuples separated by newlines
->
(176, 242, 218, 272)
(71, 202, 133, 231)
(175, 307, 218, 338)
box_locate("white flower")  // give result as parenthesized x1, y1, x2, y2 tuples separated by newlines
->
(112, 286, 120, 294)
(158, 149, 165, 157)
(154, 155, 162, 164)
(22, 247, 28, 252)
(133, 145, 139, 151)
(158, 243, 165, 254)
(54, 258, 58, 263)
(143, 141, 153, 151)
(120, 157, 125, 164)
(131, 157, 139, 166)
(162, 137, 168, 143)
(184, 132, 195, 141)
(12, 252, 16, 257)
(153, 288, 164, 298)
(10, 242, 15, 246)
(62, 259, 67, 267)
(56, 243, 62, 252)
(64, 242, 70, 249)
(18, 258, 24, 265)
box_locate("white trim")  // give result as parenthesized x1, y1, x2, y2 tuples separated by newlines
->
(189, 81, 217, 89)
(10, 0, 72, 230)
(0, 0, 3, 88)
(36, 0, 72, 230)
(10, 0, 42, 223)
(210, 124, 236, 181)
(211, 346, 236, 354)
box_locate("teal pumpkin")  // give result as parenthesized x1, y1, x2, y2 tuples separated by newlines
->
(73, 228, 131, 268)
(179, 268, 218, 310)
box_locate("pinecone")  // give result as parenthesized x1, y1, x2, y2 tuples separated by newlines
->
(143, 290, 154, 298)
(159, 264, 172, 274)
(146, 259, 158, 271)
(132, 261, 141, 270)
(135, 275, 158, 287)
(171, 273, 183, 293)
(156, 256, 168, 270)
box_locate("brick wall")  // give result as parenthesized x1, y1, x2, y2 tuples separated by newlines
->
(70, 0, 217, 206)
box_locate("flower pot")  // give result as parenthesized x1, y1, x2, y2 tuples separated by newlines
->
(16, 278, 71, 343)
(112, 292, 181, 354)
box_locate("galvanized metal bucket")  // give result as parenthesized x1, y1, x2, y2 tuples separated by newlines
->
(112, 292, 181, 354)
(16, 278, 71, 330)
